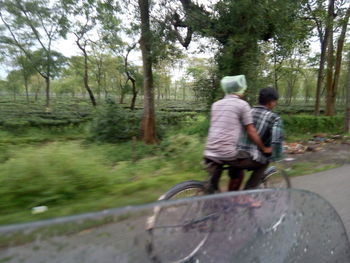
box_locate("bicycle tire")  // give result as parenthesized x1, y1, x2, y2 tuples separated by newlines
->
(147, 180, 210, 263)
(261, 169, 291, 189)
(159, 180, 207, 200)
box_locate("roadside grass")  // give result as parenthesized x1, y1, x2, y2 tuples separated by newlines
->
(0, 115, 347, 226)
(0, 136, 206, 225)
(282, 162, 341, 177)
(0, 126, 87, 145)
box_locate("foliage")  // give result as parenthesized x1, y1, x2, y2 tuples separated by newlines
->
(89, 100, 198, 142)
(176, 113, 345, 138)
(282, 115, 344, 135)
(89, 100, 140, 142)
(0, 134, 205, 224)
(0, 98, 93, 131)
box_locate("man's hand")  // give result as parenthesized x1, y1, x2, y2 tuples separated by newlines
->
(262, 146, 272, 155)
(246, 124, 267, 152)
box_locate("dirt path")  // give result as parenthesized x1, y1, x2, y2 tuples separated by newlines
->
(285, 140, 350, 166)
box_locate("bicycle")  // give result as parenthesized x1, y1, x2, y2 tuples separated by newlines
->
(146, 162, 291, 263)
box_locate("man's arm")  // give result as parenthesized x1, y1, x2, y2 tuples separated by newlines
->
(245, 124, 272, 154)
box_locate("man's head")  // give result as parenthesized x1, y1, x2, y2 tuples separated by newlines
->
(221, 75, 247, 97)
(258, 87, 279, 110)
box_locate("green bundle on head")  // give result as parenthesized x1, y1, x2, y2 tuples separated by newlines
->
(221, 75, 247, 95)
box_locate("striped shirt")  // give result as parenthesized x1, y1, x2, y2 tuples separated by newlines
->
(204, 94, 253, 159)
(238, 105, 284, 164)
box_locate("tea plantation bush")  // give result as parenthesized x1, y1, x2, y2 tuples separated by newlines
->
(282, 115, 344, 134)
(89, 101, 197, 142)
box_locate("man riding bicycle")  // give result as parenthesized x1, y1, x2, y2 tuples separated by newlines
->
(204, 75, 272, 193)
(228, 87, 284, 191)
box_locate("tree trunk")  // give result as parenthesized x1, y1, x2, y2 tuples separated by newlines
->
(345, 52, 350, 133)
(24, 77, 29, 103)
(273, 39, 279, 93)
(45, 76, 50, 107)
(119, 80, 125, 104)
(84, 51, 97, 106)
(183, 85, 186, 101)
(157, 85, 160, 103)
(315, 38, 327, 115)
(331, 6, 350, 112)
(130, 79, 138, 110)
(139, 0, 157, 144)
(76, 40, 97, 107)
(13, 88, 16, 102)
(325, 0, 335, 116)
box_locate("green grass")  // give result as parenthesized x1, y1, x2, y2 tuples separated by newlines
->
(0, 135, 206, 225)
(282, 162, 340, 177)
(0, 103, 347, 226)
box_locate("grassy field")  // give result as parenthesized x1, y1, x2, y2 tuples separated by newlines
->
(0, 99, 347, 225)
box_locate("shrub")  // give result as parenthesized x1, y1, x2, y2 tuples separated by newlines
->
(89, 101, 140, 143)
(89, 101, 199, 143)
(282, 115, 344, 134)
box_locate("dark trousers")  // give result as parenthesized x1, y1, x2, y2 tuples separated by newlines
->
(205, 157, 268, 192)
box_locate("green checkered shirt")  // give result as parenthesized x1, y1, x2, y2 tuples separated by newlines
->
(238, 105, 284, 164)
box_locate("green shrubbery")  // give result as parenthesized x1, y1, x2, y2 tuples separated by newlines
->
(0, 135, 205, 223)
(282, 115, 344, 134)
(89, 101, 198, 142)
(179, 114, 345, 138)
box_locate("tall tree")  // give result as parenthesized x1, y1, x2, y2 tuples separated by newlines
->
(328, 5, 350, 115)
(0, 0, 68, 107)
(138, 0, 157, 144)
(324, 0, 335, 116)
(306, 0, 329, 115)
(61, 0, 98, 106)
(325, 1, 350, 116)
(345, 50, 350, 133)
(13, 52, 36, 103)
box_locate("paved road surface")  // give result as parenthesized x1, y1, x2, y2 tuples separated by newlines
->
(292, 165, 350, 236)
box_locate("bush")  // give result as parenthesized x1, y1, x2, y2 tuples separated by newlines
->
(89, 101, 140, 143)
(89, 101, 199, 143)
(282, 115, 344, 134)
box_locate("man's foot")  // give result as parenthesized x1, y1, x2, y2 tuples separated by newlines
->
(233, 195, 262, 208)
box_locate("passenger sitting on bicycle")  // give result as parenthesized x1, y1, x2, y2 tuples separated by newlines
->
(228, 87, 284, 191)
(204, 75, 272, 193)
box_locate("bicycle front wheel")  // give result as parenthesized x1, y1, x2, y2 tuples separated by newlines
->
(261, 169, 291, 189)
(147, 180, 210, 263)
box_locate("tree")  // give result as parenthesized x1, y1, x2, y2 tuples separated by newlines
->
(6, 70, 22, 101)
(0, 0, 68, 106)
(345, 50, 350, 133)
(61, 0, 99, 106)
(13, 52, 36, 103)
(98, 1, 140, 108)
(138, 0, 157, 144)
(306, 0, 330, 115)
(326, 4, 350, 115)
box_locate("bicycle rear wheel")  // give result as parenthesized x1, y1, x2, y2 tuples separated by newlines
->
(147, 180, 210, 263)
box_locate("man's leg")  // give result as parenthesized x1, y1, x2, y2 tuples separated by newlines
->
(228, 168, 244, 191)
(205, 158, 223, 193)
(243, 162, 268, 190)
(227, 158, 268, 190)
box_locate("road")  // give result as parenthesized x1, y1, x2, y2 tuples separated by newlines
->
(292, 165, 350, 236)
(1, 166, 350, 262)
